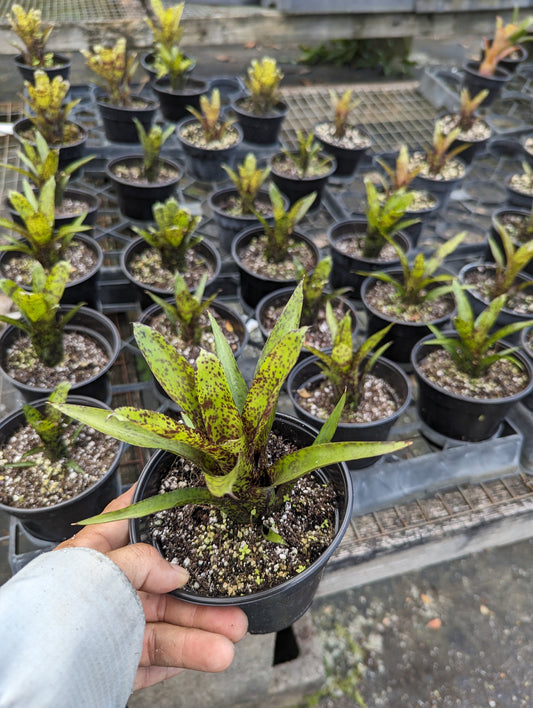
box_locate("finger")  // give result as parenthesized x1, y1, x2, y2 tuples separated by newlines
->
(133, 666, 184, 692)
(140, 622, 237, 673)
(56, 485, 137, 553)
(140, 592, 248, 644)
(107, 543, 189, 593)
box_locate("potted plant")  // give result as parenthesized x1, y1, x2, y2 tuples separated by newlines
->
(360, 232, 465, 365)
(489, 203, 533, 275)
(462, 14, 533, 105)
(231, 183, 319, 308)
(121, 196, 221, 309)
(506, 161, 533, 210)
(53, 282, 408, 634)
(1, 131, 99, 231)
(411, 280, 533, 442)
(437, 88, 492, 164)
(328, 177, 414, 296)
(0, 177, 101, 307)
(176, 89, 243, 182)
(375, 144, 440, 246)
(313, 88, 372, 177)
(0, 261, 121, 403)
(0, 382, 124, 542)
(105, 119, 181, 221)
(7, 3, 71, 83)
(255, 256, 358, 354)
(13, 71, 87, 171)
(231, 56, 289, 146)
(141, 0, 195, 80)
(287, 313, 411, 470)
(269, 130, 336, 209)
(410, 122, 469, 209)
(208, 152, 285, 254)
(458, 221, 533, 337)
(82, 38, 159, 143)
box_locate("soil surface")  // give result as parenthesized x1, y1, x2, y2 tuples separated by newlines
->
(509, 172, 533, 197)
(128, 246, 215, 291)
(271, 151, 333, 179)
(314, 122, 372, 150)
(410, 151, 466, 181)
(110, 158, 180, 185)
(462, 266, 533, 315)
(438, 113, 491, 142)
(1, 239, 99, 286)
(493, 211, 533, 245)
(236, 233, 316, 280)
(364, 281, 455, 323)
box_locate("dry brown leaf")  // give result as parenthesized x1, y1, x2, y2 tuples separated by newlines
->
(244, 41, 256, 49)
(215, 54, 230, 63)
(297, 387, 311, 399)
(426, 618, 442, 629)
(420, 593, 432, 605)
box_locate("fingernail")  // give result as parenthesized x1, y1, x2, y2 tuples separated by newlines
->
(170, 560, 189, 584)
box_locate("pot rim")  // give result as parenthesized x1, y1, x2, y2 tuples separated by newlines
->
(13, 117, 88, 150)
(105, 154, 182, 188)
(458, 261, 533, 317)
(176, 116, 243, 149)
(327, 218, 411, 264)
(269, 149, 337, 181)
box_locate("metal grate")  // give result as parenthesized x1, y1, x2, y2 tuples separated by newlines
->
(0, 0, 146, 22)
(280, 81, 436, 153)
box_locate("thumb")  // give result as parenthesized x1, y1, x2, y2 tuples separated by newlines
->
(107, 543, 189, 594)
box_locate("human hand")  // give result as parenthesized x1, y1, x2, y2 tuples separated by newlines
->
(57, 486, 248, 690)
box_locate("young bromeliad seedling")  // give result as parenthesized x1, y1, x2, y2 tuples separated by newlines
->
(359, 231, 466, 316)
(222, 152, 271, 215)
(329, 88, 360, 139)
(361, 177, 417, 259)
(422, 122, 469, 178)
(147, 271, 217, 347)
(7, 4, 54, 68)
(132, 118, 174, 183)
(294, 256, 350, 327)
(305, 311, 393, 416)
(244, 56, 284, 115)
(479, 14, 533, 77)
(22, 71, 81, 145)
(0, 131, 94, 206)
(281, 130, 333, 179)
(452, 88, 490, 132)
(82, 38, 138, 107)
(481, 220, 533, 301)
(425, 279, 533, 379)
(53, 282, 408, 534)
(186, 89, 235, 144)
(132, 197, 202, 273)
(146, 0, 185, 52)
(0, 177, 91, 271)
(5, 382, 83, 473)
(0, 260, 83, 368)
(376, 144, 422, 194)
(253, 182, 316, 263)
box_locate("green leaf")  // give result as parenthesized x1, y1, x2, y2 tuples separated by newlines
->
(255, 279, 304, 373)
(196, 349, 244, 445)
(208, 312, 248, 414)
(313, 392, 346, 445)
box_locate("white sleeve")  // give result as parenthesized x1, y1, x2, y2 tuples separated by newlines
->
(0, 547, 145, 708)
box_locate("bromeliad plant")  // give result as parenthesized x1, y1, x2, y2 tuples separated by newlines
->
(7, 382, 83, 472)
(186, 89, 235, 143)
(147, 272, 217, 346)
(132, 197, 202, 273)
(305, 311, 393, 414)
(479, 14, 533, 77)
(0, 177, 90, 271)
(377, 144, 422, 194)
(0, 131, 94, 205)
(253, 183, 316, 263)
(329, 88, 359, 139)
(421, 122, 468, 177)
(426, 279, 533, 378)
(146, 0, 185, 51)
(243, 56, 284, 115)
(361, 177, 417, 259)
(222, 152, 271, 215)
(7, 4, 54, 68)
(0, 260, 83, 368)
(133, 118, 174, 182)
(82, 38, 138, 107)
(22, 71, 81, 145)
(280, 130, 333, 179)
(452, 88, 490, 132)
(481, 221, 533, 300)
(54, 282, 408, 528)
(295, 256, 350, 327)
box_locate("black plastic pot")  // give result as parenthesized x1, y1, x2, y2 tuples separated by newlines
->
(439, 115, 492, 165)
(129, 412, 353, 634)
(96, 95, 159, 143)
(520, 325, 533, 411)
(360, 270, 455, 366)
(411, 332, 533, 442)
(269, 151, 336, 209)
(0, 395, 124, 542)
(121, 237, 222, 310)
(287, 356, 411, 469)
(403, 193, 441, 247)
(231, 98, 289, 146)
(505, 175, 533, 210)
(327, 218, 411, 299)
(105, 154, 182, 221)
(151, 77, 209, 122)
(411, 157, 468, 211)
(314, 123, 372, 177)
(0, 306, 121, 404)
(14, 52, 71, 83)
(461, 61, 511, 107)
(13, 118, 88, 172)
(208, 187, 288, 255)
(489, 206, 533, 276)
(0, 233, 103, 309)
(231, 226, 320, 309)
(176, 117, 243, 182)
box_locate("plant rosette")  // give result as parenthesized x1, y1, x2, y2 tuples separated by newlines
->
(121, 236, 221, 310)
(287, 354, 411, 470)
(6, 190, 100, 232)
(437, 112, 492, 164)
(0, 394, 123, 542)
(140, 50, 197, 81)
(410, 151, 468, 210)
(490, 207, 533, 274)
(256, 286, 359, 354)
(411, 331, 533, 442)
(231, 225, 320, 309)
(176, 117, 243, 182)
(313, 122, 372, 177)
(269, 150, 336, 209)
(0, 306, 121, 403)
(327, 218, 411, 297)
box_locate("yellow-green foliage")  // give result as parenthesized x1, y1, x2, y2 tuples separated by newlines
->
(23, 71, 80, 144)
(244, 57, 284, 114)
(187, 89, 235, 143)
(8, 4, 53, 67)
(479, 14, 533, 76)
(82, 38, 138, 107)
(223, 153, 270, 214)
(146, 0, 184, 50)
(329, 88, 359, 139)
